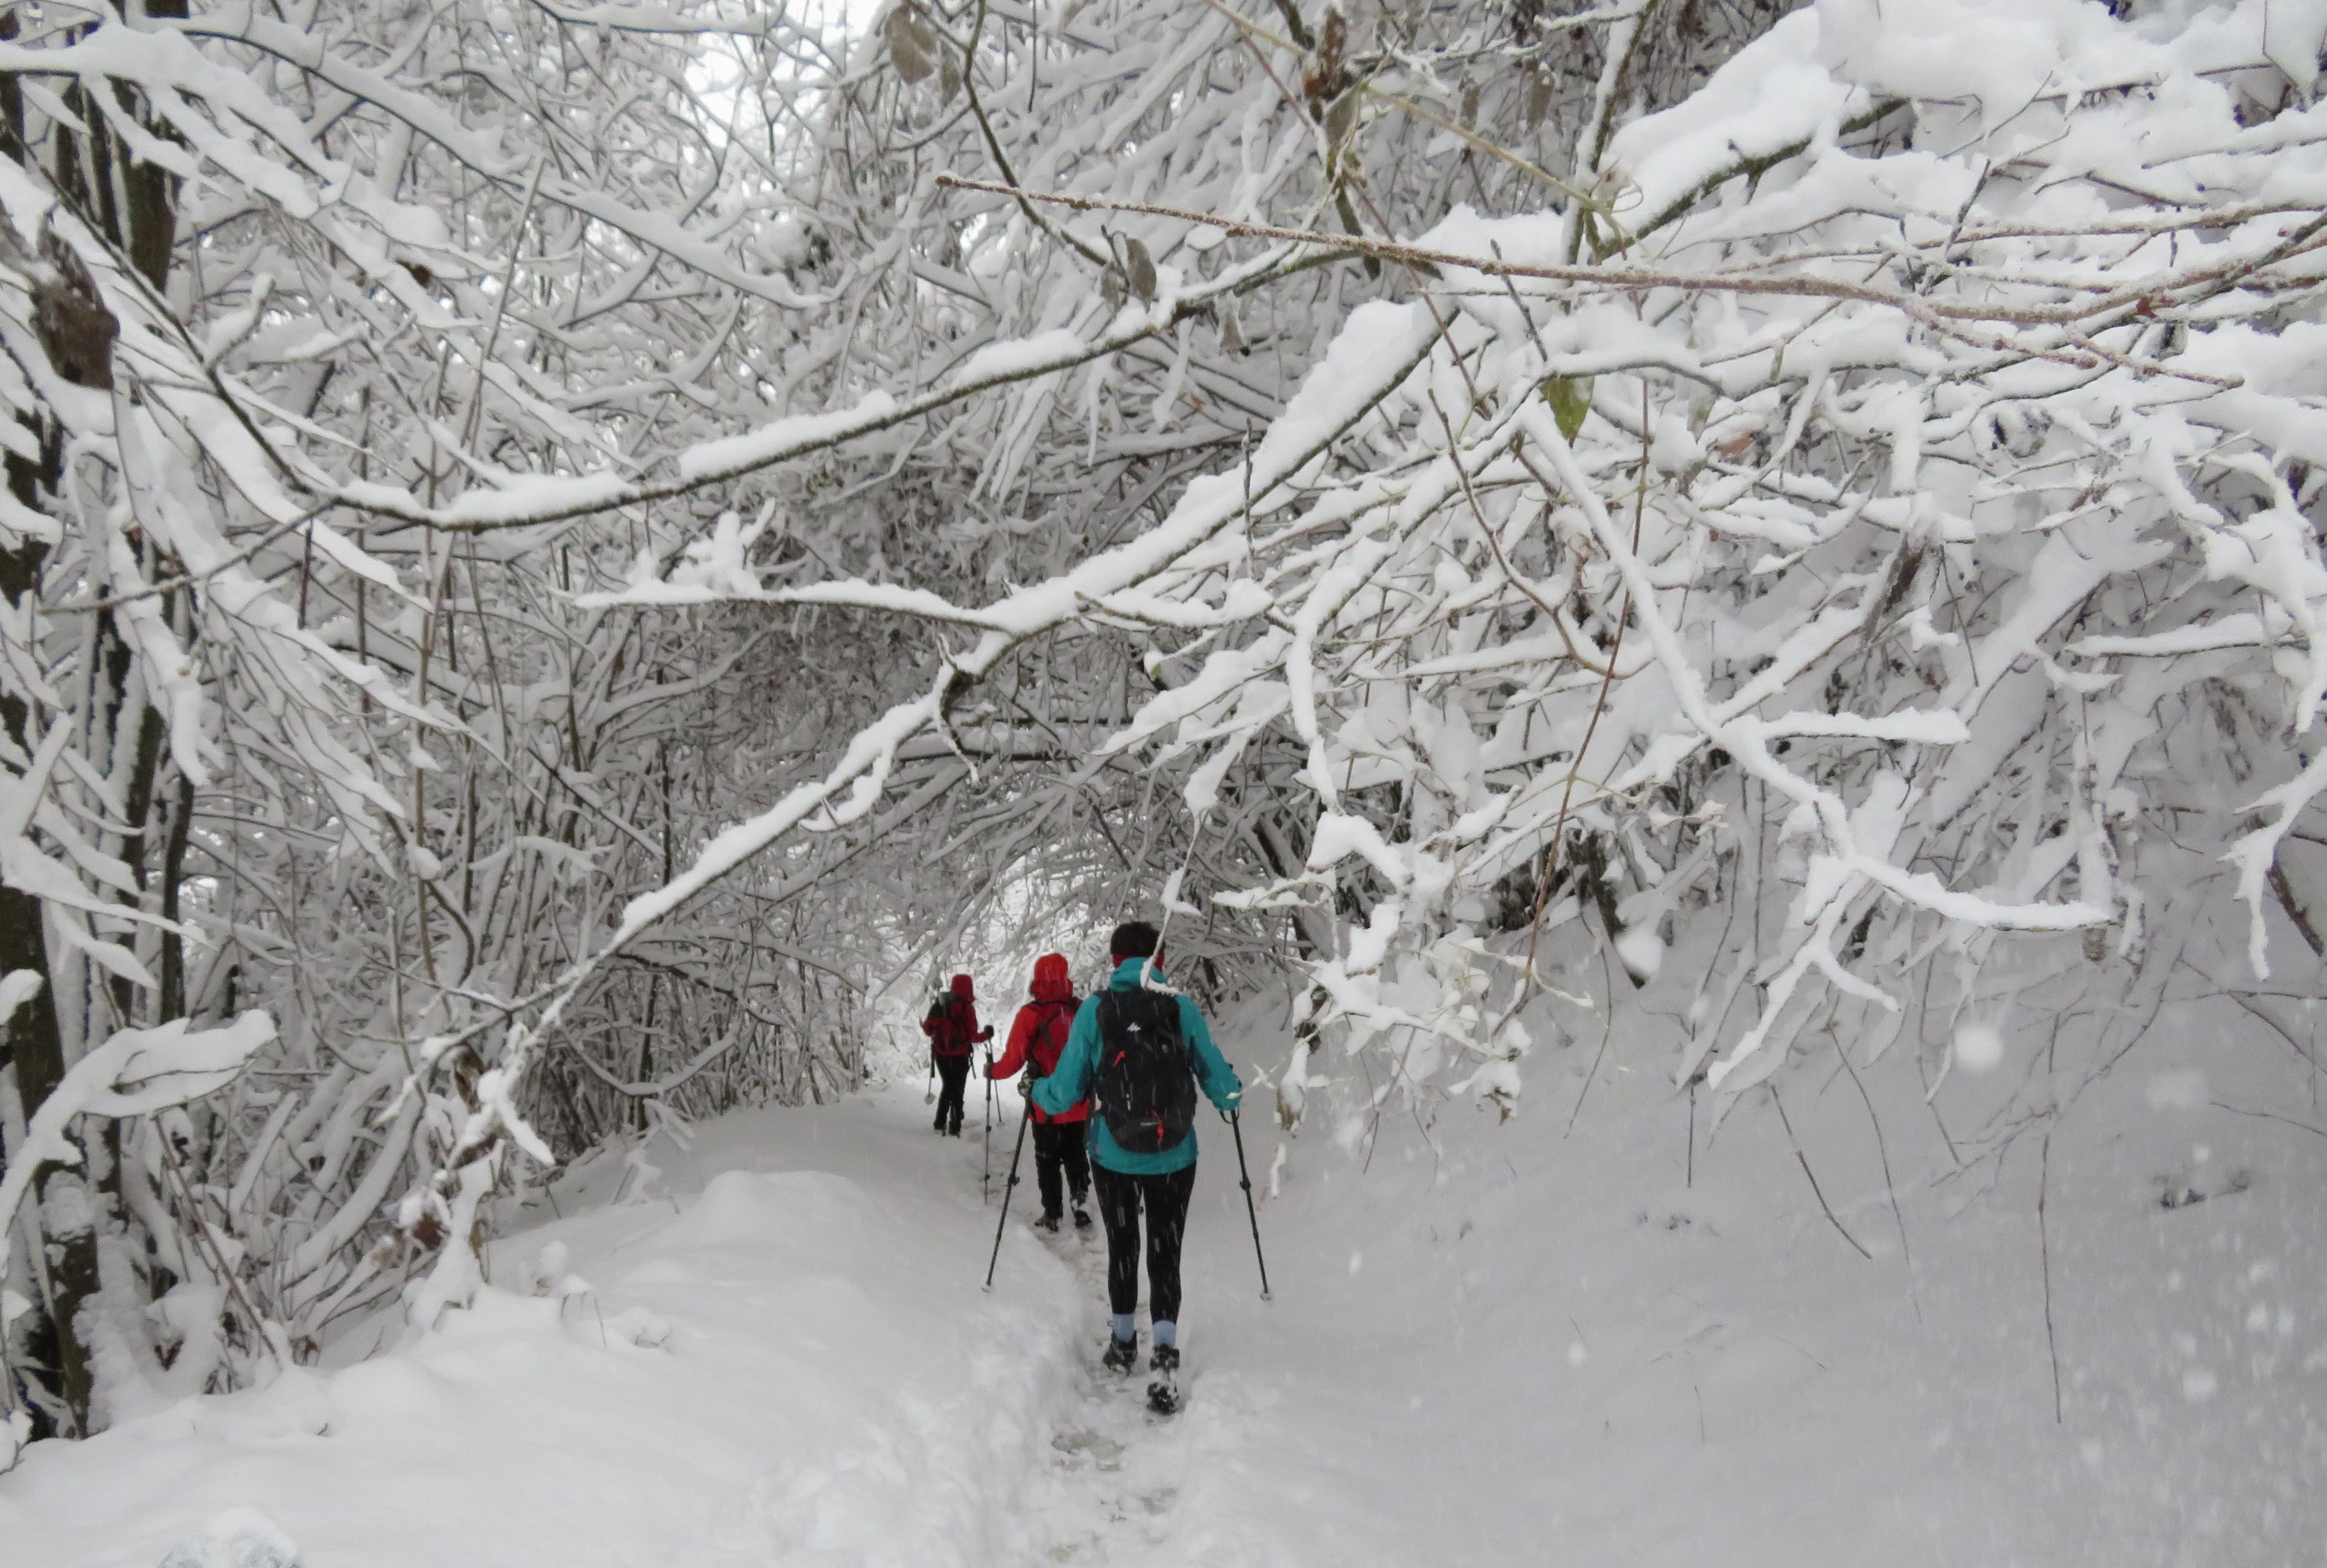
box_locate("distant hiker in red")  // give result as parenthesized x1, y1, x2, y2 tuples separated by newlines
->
(921, 973, 991, 1136)
(987, 954, 1092, 1232)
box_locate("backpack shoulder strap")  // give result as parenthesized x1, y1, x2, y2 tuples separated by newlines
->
(1036, 1000, 1072, 1063)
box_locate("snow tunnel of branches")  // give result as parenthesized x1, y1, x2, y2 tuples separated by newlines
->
(4, 0, 2327, 1451)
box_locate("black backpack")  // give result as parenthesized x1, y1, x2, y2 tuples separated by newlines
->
(1093, 988, 1197, 1153)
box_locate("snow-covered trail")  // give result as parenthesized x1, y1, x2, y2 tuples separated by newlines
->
(0, 1082, 1372, 1568)
(0, 1087, 1096, 1567)
(8, 1034, 2326, 1567)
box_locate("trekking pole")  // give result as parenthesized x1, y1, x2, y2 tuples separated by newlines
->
(925, 1056, 935, 1105)
(983, 1098, 1034, 1291)
(982, 1051, 996, 1202)
(1228, 1109, 1272, 1302)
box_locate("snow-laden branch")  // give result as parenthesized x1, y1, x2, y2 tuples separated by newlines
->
(495, 297, 1443, 1088)
(0, 1011, 276, 1282)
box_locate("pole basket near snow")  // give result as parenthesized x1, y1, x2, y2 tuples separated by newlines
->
(983, 1097, 1033, 1292)
(1229, 1109, 1272, 1302)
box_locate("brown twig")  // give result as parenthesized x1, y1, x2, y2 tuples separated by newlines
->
(927, 173, 2282, 358)
(2267, 861, 2325, 958)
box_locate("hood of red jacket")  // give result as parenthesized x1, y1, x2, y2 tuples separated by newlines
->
(1029, 953, 1072, 1003)
(950, 973, 975, 1001)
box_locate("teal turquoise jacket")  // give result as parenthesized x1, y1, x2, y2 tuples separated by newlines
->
(1033, 958, 1241, 1174)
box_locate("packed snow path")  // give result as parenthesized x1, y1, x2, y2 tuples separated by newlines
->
(7, 1057, 2327, 1566)
(0, 1085, 1346, 1568)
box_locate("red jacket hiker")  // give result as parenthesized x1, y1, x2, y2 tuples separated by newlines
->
(922, 973, 990, 1136)
(987, 954, 1087, 1124)
(921, 973, 989, 1057)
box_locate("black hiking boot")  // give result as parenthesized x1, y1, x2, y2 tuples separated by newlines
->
(1071, 1204, 1093, 1231)
(1146, 1346, 1181, 1415)
(1102, 1334, 1139, 1375)
(1035, 1212, 1060, 1233)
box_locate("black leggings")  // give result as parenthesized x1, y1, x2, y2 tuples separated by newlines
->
(933, 1054, 970, 1131)
(1031, 1119, 1091, 1218)
(1092, 1162, 1197, 1325)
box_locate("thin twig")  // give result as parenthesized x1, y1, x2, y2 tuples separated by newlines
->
(1566, 943, 1619, 1139)
(1770, 1085, 1872, 1260)
(2037, 1122, 2063, 1423)
(1832, 1026, 1920, 1322)
(929, 174, 2278, 356)
(2209, 1099, 2327, 1139)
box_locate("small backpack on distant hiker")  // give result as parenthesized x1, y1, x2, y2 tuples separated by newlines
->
(924, 984, 980, 1056)
(922, 973, 988, 1135)
(1093, 985, 1198, 1154)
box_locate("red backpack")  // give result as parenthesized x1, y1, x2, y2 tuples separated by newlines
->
(1026, 998, 1076, 1077)
(927, 993, 976, 1055)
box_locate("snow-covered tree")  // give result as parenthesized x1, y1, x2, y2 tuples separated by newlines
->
(595, 0, 2327, 1181)
(0, 0, 871, 1438)
(18, 0, 2325, 1454)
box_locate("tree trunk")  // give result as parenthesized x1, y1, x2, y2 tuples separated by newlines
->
(0, 0, 189, 1438)
(0, 525, 92, 1435)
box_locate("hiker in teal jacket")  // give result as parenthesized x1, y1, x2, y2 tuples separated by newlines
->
(1034, 921, 1240, 1392)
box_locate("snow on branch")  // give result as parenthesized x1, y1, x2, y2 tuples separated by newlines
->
(0, 1011, 276, 1281)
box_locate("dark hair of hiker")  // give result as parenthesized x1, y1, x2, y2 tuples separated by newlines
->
(1109, 920, 1162, 960)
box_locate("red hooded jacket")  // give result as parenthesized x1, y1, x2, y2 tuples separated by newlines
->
(920, 973, 987, 1057)
(986, 954, 1087, 1123)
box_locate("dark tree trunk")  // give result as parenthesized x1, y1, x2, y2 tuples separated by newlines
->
(158, 770, 194, 1021)
(0, 525, 91, 1436)
(0, 0, 188, 1438)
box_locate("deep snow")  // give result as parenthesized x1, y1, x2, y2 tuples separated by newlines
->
(4, 996, 2324, 1567)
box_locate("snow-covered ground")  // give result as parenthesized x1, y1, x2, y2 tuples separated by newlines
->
(4, 995, 2323, 1567)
